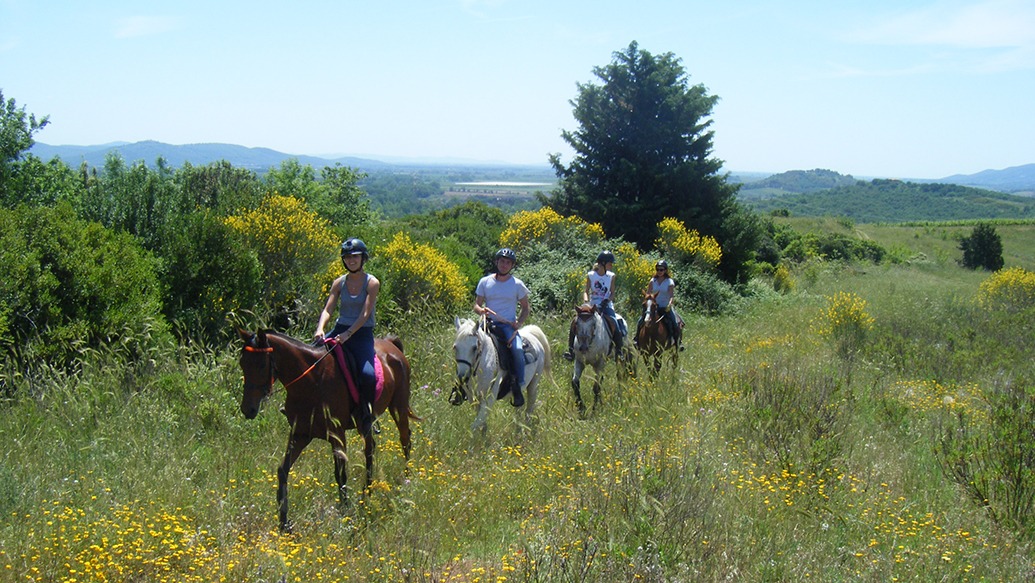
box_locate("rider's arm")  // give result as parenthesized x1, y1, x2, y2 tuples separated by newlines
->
(314, 277, 343, 340)
(516, 295, 530, 328)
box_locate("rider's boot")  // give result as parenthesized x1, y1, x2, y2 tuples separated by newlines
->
(358, 382, 376, 436)
(511, 380, 525, 407)
(562, 319, 576, 361)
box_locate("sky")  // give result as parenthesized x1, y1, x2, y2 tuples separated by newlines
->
(2, 0, 1033, 179)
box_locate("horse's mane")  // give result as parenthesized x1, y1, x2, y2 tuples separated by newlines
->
(261, 329, 405, 353)
(261, 329, 320, 352)
(456, 318, 478, 335)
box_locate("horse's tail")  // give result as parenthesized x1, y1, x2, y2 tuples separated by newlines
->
(522, 324, 552, 374)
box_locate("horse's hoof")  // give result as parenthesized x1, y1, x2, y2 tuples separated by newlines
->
(279, 521, 294, 534)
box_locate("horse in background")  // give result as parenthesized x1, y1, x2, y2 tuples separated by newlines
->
(237, 328, 418, 532)
(571, 303, 633, 416)
(636, 292, 679, 378)
(451, 317, 551, 435)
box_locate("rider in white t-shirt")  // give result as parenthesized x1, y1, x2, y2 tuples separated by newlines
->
(474, 248, 530, 407)
(563, 250, 625, 360)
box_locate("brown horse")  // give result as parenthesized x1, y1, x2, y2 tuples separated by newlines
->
(237, 328, 418, 532)
(636, 292, 678, 378)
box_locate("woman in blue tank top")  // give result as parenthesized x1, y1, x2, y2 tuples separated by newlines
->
(314, 238, 380, 435)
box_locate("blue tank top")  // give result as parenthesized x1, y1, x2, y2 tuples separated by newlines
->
(336, 273, 376, 329)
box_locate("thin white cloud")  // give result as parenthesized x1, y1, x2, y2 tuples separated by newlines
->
(846, 0, 1035, 72)
(115, 15, 180, 39)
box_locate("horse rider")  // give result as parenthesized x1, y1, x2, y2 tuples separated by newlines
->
(314, 238, 381, 435)
(635, 259, 683, 350)
(473, 247, 531, 407)
(563, 250, 625, 361)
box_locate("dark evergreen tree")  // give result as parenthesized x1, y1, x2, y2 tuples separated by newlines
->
(545, 41, 759, 283)
(959, 223, 1004, 271)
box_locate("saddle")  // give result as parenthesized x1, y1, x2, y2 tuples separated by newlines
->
(486, 321, 534, 399)
(322, 338, 384, 406)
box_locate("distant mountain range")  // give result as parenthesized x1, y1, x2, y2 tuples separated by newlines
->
(28, 140, 1035, 195)
(28, 141, 548, 173)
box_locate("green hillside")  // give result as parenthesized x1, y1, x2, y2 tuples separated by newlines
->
(748, 179, 1035, 222)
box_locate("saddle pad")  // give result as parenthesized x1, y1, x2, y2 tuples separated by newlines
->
(330, 343, 385, 404)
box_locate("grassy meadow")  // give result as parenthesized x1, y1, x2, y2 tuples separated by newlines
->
(1, 224, 1034, 582)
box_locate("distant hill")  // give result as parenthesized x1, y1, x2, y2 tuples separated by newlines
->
(934, 163, 1035, 195)
(747, 179, 1035, 223)
(737, 168, 859, 199)
(29, 141, 393, 172)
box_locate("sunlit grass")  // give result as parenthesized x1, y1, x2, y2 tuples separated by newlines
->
(2, 263, 1034, 581)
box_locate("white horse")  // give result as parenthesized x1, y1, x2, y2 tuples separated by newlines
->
(571, 304, 631, 416)
(451, 317, 551, 434)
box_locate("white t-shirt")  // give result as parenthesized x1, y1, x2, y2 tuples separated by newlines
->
(650, 276, 675, 308)
(476, 274, 529, 323)
(587, 270, 614, 305)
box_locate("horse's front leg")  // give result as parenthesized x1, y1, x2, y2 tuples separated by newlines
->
(572, 362, 586, 417)
(278, 434, 312, 533)
(362, 429, 376, 488)
(330, 432, 348, 511)
(592, 364, 604, 411)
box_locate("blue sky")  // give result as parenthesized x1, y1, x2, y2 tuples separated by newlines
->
(2, 0, 1033, 178)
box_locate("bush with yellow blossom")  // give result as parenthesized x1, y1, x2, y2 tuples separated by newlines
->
(378, 231, 469, 316)
(814, 291, 875, 359)
(499, 207, 605, 253)
(654, 217, 723, 272)
(224, 194, 337, 310)
(977, 266, 1035, 313)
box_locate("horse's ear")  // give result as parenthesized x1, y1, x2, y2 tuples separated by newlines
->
(454, 316, 461, 330)
(237, 328, 252, 343)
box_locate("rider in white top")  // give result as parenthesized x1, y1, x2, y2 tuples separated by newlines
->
(474, 248, 530, 407)
(563, 250, 625, 360)
(636, 259, 682, 349)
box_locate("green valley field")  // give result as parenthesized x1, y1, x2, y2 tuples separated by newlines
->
(2, 222, 1034, 582)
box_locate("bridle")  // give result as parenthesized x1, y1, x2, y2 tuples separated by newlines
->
(450, 318, 488, 405)
(243, 344, 276, 399)
(242, 336, 335, 400)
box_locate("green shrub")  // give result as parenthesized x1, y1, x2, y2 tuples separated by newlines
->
(159, 210, 263, 343)
(936, 374, 1035, 536)
(0, 204, 167, 364)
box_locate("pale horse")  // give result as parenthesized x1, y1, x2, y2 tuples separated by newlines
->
(571, 303, 631, 416)
(451, 317, 551, 434)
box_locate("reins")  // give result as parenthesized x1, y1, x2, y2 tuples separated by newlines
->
(244, 339, 336, 395)
(450, 317, 489, 405)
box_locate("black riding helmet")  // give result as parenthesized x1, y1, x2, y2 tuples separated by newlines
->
(494, 247, 517, 264)
(340, 239, 369, 271)
(597, 250, 615, 265)
(656, 259, 668, 271)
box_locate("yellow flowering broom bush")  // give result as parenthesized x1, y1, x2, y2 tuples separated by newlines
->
(654, 217, 723, 272)
(224, 194, 337, 309)
(378, 231, 469, 315)
(499, 207, 605, 252)
(977, 266, 1035, 313)
(814, 291, 875, 359)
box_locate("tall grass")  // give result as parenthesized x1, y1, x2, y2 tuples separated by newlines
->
(2, 260, 1034, 581)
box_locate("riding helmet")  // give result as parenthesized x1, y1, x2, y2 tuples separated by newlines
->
(340, 238, 369, 259)
(494, 247, 517, 264)
(656, 259, 668, 270)
(597, 250, 616, 265)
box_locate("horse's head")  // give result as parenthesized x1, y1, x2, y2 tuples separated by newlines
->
(643, 292, 659, 320)
(451, 318, 481, 395)
(238, 328, 274, 419)
(573, 304, 601, 354)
